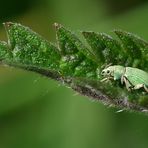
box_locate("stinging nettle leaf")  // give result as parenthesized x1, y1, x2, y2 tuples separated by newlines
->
(54, 23, 98, 79)
(4, 22, 61, 70)
(82, 31, 126, 65)
(0, 22, 148, 113)
(114, 29, 148, 68)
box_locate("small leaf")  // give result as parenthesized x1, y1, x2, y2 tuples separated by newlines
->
(55, 23, 98, 79)
(114, 29, 148, 68)
(4, 22, 61, 70)
(82, 31, 126, 65)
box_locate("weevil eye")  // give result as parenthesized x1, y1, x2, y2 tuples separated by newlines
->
(107, 70, 110, 74)
(101, 70, 105, 75)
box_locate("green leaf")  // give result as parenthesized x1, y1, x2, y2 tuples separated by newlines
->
(4, 22, 61, 70)
(0, 41, 12, 61)
(55, 23, 98, 78)
(82, 31, 126, 65)
(0, 22, 148, 113)
(114, 29, 148, 68)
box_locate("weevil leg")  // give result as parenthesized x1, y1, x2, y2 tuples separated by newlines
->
(133, 84, 143, 90)
(133, 84, 148, 93)
(121, 75, 124, 84)
(100, 77, 108, 82)
(100, 77, 113, 82)
(122, 76, 133, 91)
(144, 85, 148, 93)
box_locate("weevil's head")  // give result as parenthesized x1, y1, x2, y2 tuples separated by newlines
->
(101, 66, 114, 77)
(101, 65, 125, 80)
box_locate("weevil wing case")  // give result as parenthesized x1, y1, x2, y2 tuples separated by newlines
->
(124, 67, 148, 86)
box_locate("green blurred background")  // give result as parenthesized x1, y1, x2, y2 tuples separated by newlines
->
(0, 0, 148, 148)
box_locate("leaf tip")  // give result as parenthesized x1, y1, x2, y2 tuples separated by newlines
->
(82, 31, 94, 37)
(113, 29, 122, 34)
(81, 31, 88, 36)
(53, 22, 63, 30)
(3, 22, 14, 29)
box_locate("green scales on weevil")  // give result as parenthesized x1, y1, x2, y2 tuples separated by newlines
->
(101, 65, 148, 93)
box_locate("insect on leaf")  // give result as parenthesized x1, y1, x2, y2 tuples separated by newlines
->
(0, 22, 148, 113)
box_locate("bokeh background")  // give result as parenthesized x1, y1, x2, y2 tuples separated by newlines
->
(0, 0, 148, 148)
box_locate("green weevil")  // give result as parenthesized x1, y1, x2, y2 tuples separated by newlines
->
(101, 65, 148, 93)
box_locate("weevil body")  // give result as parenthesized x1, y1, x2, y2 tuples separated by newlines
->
(101, 65, 148, 93)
